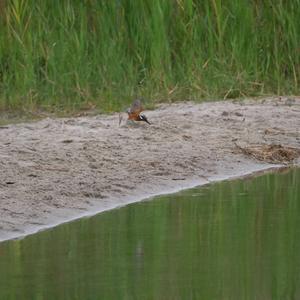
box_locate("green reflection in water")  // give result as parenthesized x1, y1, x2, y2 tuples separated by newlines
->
(0, 168, 300, 300)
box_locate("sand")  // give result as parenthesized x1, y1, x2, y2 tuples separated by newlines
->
(0, 96, 299, 241)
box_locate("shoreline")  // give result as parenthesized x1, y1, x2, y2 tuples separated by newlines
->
(0, 164, 287, 242)
(1, 97, 299, 242)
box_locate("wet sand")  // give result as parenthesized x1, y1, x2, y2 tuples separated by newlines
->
(0, 96, 299, 241)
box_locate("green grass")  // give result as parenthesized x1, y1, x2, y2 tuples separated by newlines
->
(0, 0, 299, 115)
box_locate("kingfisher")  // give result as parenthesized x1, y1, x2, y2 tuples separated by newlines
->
(119, 99, 151, 125)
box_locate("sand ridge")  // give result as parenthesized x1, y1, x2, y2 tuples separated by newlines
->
(0, 97, 299, 241)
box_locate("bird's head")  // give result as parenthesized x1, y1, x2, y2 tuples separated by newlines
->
(139, 114, 151, 125)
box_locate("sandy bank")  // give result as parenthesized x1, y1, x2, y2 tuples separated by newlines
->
(0, 97, 299, 241)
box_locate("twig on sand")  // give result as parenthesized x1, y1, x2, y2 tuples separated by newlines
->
(234, 143, 300, 164)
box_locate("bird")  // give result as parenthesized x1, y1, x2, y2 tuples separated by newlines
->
(119, 99, 151, 126)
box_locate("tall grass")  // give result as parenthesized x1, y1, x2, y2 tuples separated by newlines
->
(0, 0, 299, 113)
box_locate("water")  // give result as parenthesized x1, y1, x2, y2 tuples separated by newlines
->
(0, 168, 299, 300)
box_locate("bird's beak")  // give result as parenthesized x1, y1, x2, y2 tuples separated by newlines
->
(140, 114, 151, 125)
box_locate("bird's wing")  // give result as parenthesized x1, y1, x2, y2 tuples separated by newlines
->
(118, 113, 123, 126)
(128, 99, 143, 115)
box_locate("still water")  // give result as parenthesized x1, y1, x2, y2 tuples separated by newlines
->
(0, 168, 299, 299)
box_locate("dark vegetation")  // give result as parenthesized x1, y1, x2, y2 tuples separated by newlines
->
(0, 0, 299, 115)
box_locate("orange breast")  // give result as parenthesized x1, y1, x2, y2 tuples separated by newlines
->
(128, 112, 140, 121)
